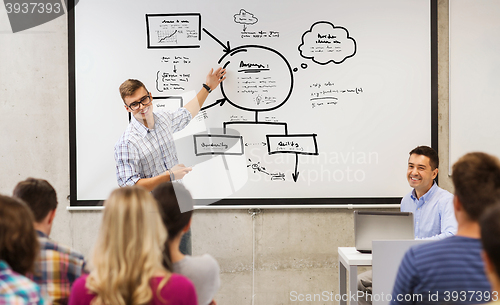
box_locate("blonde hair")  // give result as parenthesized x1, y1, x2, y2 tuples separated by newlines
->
(86, 187, 169, 305)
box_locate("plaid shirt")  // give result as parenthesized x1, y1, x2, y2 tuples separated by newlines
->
(27, 231, 87, 305)
(114, 108, 192, 186)
(0, 260, 45, 305)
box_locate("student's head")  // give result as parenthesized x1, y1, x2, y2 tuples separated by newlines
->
(0, 194, 39, 275)
(452, 152, 500, 221)
(152, 182, 193, 239)
(480, 204, 500, 289)
(87, 186, 167, 305)
(119, 79, 147, 101)
(13, 178, 58, 233)
(119, 79, 153, 122)
(407, 146, 439, 195)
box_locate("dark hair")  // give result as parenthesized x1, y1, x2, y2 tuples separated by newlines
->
(409, 146, 439, 170)
(452, 152, 500, 221)
(13, 178, 58, 222)
(152, 182, 193, 269)
(119, 79, 147, 101)
(0, 194, 39, 275)
(480, 204, 500, 278)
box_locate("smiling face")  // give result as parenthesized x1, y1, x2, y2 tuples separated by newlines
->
(407, 153, 438, 198)
(123, 87, 154, 126)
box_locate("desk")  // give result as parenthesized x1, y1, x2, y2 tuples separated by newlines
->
(338, 247, 372, 305)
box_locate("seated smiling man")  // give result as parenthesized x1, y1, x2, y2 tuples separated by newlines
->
(401, 145, 457, 239)
(358, 146, 457, 304)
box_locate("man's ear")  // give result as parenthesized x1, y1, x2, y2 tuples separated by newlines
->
(124, 104, 132, 112)
(182, 218, 192, 233)
(454, 195, 463, 212)
(47, 209, 57, 226)
(432, 167, 439, 180)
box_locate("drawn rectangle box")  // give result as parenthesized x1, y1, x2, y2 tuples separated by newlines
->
(267, 134, 318, 155)
(194, 134, 244, 156)
(146, 13, 201, 49)
(153, 96, 183, 110)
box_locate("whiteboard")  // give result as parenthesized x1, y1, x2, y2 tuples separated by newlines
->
(70, 0, 436, 206)
(449, 0, 500, 172)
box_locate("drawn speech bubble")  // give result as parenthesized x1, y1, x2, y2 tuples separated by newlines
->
(233, 9, 258, 26)
(298, 21, 356, 65)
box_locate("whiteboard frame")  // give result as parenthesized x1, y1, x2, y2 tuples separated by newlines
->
(67, 204, 400, 211)
(68, 0, 438, 207)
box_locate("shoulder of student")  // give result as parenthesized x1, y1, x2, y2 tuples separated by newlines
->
(175, 254, 220, 279)
(186, 254, 219, 270)
(408, 235, 464, 261)
(38, 237, 87, 270)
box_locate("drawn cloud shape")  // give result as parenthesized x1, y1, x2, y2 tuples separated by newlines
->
(298, 21, 356, 65)
(234, 9, 258, 25)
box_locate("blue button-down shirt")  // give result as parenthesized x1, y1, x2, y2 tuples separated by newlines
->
(114, 108, 191, 187)
(400, 182, 457, 240)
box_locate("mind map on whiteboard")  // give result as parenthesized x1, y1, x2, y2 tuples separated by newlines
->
(147, 10, 358, 187)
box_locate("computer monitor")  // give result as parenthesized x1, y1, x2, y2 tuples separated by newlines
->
(354, 211, 414, 253)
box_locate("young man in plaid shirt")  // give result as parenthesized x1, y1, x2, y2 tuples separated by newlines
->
(114, 68, 225, 256)
(13, 178, 87, 305)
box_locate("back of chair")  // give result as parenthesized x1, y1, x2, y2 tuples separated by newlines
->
(372, 240, 433, 305)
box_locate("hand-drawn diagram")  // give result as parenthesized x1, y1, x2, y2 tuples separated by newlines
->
(156, 56, 192, 92)
(146, 14, 201, 48)
(247, 159, 285, 181)
(299, 21, 357, 65)
(234, 9, 258, 32)
(144, 13, 358, 183)
(193, 134, 244, 156)
(197, 28, 320, 182)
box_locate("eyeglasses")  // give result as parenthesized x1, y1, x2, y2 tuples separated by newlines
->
(126, 93, 152, 111)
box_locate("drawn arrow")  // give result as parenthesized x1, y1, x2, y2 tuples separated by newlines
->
(292, 154, 300, 182)
(243, 25, 247, 32)
(173, 65, 177, 73)
(202, 28, 231, 54)
(200, 98, 227, 111)
(259, 168, 270, 175)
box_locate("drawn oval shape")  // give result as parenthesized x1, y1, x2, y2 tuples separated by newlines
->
(218, 45, 294, 112)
